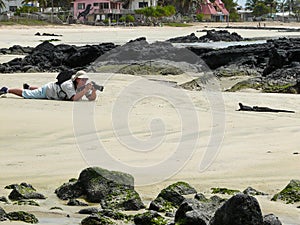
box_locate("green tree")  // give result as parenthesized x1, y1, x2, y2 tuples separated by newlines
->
(135, 5, 176, 24)
(223, 0, 239, 21)
(265, 0, 278, 17)
(0, 0, 5, 11)
(253, 2, 269, 16)
(245, 0, 260, 10)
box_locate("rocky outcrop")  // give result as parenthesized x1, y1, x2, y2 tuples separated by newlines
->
(209, 194, 263, 225)
(134, 210, 168, 225)
(0, 207, 7, 221)
(81, 209, 134, 225)
(271, 179, 300, 203)
(0, 45, 33, 55)
(167, 30, 243, 43)
(243, 187, 268, 196)
(55, 167, 145, 211)
(149, 181, 197, 212)
(6, 183, 46, 201)
(263, 214, 282, 225)
(6, 211, 38, 224)
(175, 198, 215, 225)
(0, 41, 117, 73)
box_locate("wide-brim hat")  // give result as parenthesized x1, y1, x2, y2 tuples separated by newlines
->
(72, 70, 89, 81)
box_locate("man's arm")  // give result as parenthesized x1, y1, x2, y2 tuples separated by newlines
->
(71, 83, 94, 101)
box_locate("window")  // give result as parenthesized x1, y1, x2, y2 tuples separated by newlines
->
(93, 3, 99, 7)
(78, 3, 85, 10)
(138, 2, 148, 8)
(9, 6, 17, 12)
(99, 3, 109, 9)
(111, 3, 117, 9)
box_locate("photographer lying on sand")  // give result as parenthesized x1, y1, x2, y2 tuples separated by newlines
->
(0, 70, 103, 101)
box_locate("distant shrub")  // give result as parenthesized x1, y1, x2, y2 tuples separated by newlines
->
(15, 6, 38, 16)
(196, 13, 204, 22)
(126, 15, 135, 22)
(119, 16, 126, 22)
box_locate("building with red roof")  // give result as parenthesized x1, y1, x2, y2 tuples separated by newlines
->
(197, 0, 229, 22)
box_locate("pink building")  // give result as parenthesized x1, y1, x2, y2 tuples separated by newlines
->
(72, 0, 123, 22)
(197, 0, 229, 22)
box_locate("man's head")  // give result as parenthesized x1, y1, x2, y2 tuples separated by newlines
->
(72, 70, 89, 81)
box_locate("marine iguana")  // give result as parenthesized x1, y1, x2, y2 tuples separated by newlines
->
(238, 103, 295, 113)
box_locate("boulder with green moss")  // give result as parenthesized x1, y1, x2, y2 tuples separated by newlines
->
(211, 187, 241, 195)
(6, 183, 46, 201)
(54, 178, 83, 200)
(6, 211, 38, 224)
(14, 199, 40, 206)
(81, 214, 116, 225)
(271, 179, 300, 204)
(149, 181, 197, 212)
(134, 210, 168, 225)
(55, 167, 145, 211)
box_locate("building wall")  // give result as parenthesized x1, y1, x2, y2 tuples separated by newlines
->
(129, 0, 157, 10)
(73, 0, 123, 21)
(1, 0, 23, 13)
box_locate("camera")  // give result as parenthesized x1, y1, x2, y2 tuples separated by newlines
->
(91, 81, 104, 92)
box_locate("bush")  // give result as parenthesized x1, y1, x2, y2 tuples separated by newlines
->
(15, 6, 38, 16)
(119, 16, 126, 22)
(196, 13, 204, 22)
(126, 15, 135, 22)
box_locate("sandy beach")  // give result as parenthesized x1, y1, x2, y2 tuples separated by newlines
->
(0, 22, 300, 224)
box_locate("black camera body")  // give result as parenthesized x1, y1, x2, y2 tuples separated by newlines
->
(91, 81, 104, 92)
(77, 82, 104, 92)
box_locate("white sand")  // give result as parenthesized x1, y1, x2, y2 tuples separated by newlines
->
(0, 23, 300, 224)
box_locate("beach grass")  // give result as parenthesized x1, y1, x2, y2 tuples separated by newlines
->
(0, 18, 53, 26)
(163, 22, 193, 27)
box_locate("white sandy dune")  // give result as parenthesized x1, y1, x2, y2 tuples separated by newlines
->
(0, 23, 300, 224)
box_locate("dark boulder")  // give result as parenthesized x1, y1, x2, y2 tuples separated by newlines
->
(0, 196, 9, 203)
(55, 167, 145, 211)
(0, 207, 7, 221)
(174, 199, 214, 225)
(243, 187, 267, 196)
(209, 194, 263, 225)
(81, 214, 115, 225)
(67, 198, 88, 206)
(134, 210, 168, 225)
(167, 33, 199, 43)
(199, 30, 243, 42)
(6, 211, 38, 223)
(149, 181, 197, 212)
(7, 183, 46, 201)
(263, 214, 282, 225)
(78, 207, 100, 214)
(54, 179, 84, 200)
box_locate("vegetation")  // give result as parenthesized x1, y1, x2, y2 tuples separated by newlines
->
(0, 18, 52, 26)
(0, 0, 5, 11)
(135, 5, 176, 24)
(222, 0, 239, 21)
(15, 6, 38, 15)
(196, 13, 204, 21)
(271, 180, 300, 204)
(246, 0, 300, 19)
(164, 22, 193, 26)
(211, 187, 241, 195)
